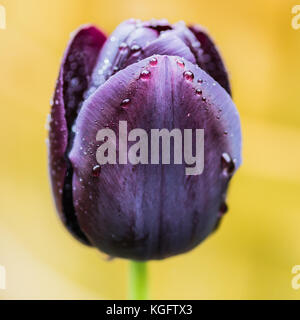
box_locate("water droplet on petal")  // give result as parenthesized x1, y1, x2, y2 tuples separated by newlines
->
(149, 57, 158, 66)
(183, 71, 194, 81)
(92, 165, 101, 177)
(197, 79, 203, 84)
(219, 202, 228, 216)
(196, 89, 202, 95)
(192, 41, 201, 49)
(221, 152, 235, 176)
(119, 42, 128, 51)
(140, 69, 151, 80)
(177, 59, 185, 68)
(202, 97, 206, 102)
(120, 98, 131, 107)
(70, 77, 80, 88)
(131, 44, 141, 52)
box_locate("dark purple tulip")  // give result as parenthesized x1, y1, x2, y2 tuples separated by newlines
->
(48, 19, 241, 260)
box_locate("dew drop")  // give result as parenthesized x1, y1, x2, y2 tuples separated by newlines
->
(140, 69, 151, 80)
(221, 152, 235, 176)
(183, 71, 194, 81)
(149, 57, 158, 66)
(70, 77, 80, 88)
(202, 97, 206, 102)
(119, 42, 128, 50)
(224, 131, 228, 135)
(196, 89, 202, 95)
(120, 98, 131, 107)
(192, 41, 201, 49)
(92, 165, 101, 177)
(219, 202, 228, 216)
(177, 59, 185, 68)
(131, 44, 141, 52)
(197, 79, 203, 83)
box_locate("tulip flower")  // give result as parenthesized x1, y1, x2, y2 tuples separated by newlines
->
(48, 19, 241, 298)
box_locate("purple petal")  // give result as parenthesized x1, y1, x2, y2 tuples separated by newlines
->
(189, 25, 231, 95)
(89, 19, 158, 90)
(88, 19, 196, 93)
(124, 33, 196, 67)
(48, 25, 106, 244)
(69, 55, 241, 260)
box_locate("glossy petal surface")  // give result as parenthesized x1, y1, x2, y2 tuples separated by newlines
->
(69, 55, 241, 260)
(48, 25, 106, 243)
(189, 25, 231, 94)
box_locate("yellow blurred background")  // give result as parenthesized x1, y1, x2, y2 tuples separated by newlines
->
(0, 0, 300, 299)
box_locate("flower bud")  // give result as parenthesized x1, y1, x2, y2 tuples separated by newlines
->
(48, 20, 241, 260)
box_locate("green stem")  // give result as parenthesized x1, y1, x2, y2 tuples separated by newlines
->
(128, 261, 148, 300)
